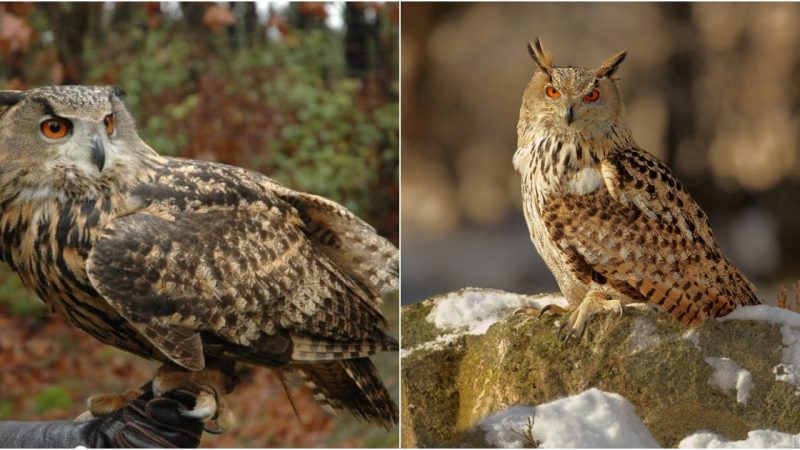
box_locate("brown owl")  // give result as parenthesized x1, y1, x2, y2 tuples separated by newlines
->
(514, 39, 759, 342)
(0, 86, 398, 431)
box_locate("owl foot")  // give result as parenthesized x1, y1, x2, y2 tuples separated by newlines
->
(84, 388, 146, 418)
(557, 290, 622, 345)
(153, 364, 237, 433)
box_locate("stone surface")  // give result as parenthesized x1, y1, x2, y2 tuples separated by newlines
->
(401, 288, 800, 447)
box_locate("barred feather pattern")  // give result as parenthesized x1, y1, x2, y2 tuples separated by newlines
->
(293, 358, 398, 428)
(516, 131, 759, 325)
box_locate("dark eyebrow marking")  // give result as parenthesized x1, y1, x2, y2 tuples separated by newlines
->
(29, 97, 56, 116)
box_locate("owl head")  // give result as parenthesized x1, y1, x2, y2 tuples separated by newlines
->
(0, 85, 149, 198)
(519, 38, 628, 139)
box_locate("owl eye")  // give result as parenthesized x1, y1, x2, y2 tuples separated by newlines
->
(40, 117, 72, 139)
(104, 114, 115, 135)
(584, 89, 600, 103)
(545, 86, 560, 99)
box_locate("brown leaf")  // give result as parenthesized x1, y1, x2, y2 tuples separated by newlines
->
(203, 5, 235, 33)
(0, 11, 33, 54)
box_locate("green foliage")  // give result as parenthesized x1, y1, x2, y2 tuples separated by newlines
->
(0, 267, 44, 318)
(0, 401, 12, 420)
(34, 386, 72, 412)
(77, 24, 398, 234)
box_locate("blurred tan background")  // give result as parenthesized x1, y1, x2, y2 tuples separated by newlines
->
(401, 2, 800, 305)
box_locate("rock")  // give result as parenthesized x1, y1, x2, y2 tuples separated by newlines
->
(401, 288, 800, 447)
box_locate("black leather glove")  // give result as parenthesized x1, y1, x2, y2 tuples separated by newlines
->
(0, 387, 204, 448)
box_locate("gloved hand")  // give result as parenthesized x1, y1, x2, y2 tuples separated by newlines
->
(0, 386, 204, 448)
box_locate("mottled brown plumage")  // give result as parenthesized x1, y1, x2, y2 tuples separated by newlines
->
(514, 39, 758, 338)
(0, 85, 398, 429)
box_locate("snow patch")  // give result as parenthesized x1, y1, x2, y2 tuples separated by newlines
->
(427, 289, 567, 335)
(400, 333, 461, 359)
(717, 305, 800, 327)
(704, 357, 753, 404)
(477, 405, 537, 448)
(679, 430, 800, 448)
(477, 388, 659, 448)
(628, 317, 661, 354)
(683, 329, 701, 348)
(718, 305, 800, 391)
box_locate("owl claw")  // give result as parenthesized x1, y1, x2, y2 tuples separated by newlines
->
(554, 291, 623, 345)
(153, 365, 237, 433)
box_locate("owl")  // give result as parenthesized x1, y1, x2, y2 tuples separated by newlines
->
(0, 86, 398, 431)
(513, 39, 759, 342)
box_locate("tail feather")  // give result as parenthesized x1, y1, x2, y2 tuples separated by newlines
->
(290, 333, 399, 362)
(293, 358, 398, 428)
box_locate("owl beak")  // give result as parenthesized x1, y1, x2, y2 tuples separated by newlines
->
(565, 105, 574, 126)
(91, 137, 106, 172)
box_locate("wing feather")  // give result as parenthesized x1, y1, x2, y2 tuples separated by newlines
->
(86, 199, 395, 370)
(541, 148, 758, 325)
(265, 182, 399, 300)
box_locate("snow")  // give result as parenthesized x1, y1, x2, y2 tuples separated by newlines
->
(427, 288, 567, 335)
(717, 305, 800, 328)
(718, 305, 800, 391)
(679, 430, 800, 448)
(478, 405, 538, 448)
(683, 329, 701, 349)
(704, 357, 753, 404)
(477, 388, 659, 448)
(628, 317, 661, 354)
(402, 289, 567, 358)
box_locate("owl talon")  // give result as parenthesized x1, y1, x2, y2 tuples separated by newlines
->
(180, 389, 217, 420)
(554, 290, 623, 345)
(154, 365, 237, 433)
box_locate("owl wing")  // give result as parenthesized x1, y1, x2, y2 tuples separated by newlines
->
(541, 148, 757, 325)
(226, 170, 398, 306)
(268, 183, 399, 299)
(85, 200, 395, 371)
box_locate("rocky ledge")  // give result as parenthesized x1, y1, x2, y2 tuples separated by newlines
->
(401, 288, 800, 448)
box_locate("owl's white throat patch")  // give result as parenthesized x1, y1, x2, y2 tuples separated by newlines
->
(569, 167, 605, 195)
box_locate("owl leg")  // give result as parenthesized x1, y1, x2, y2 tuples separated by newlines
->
(152, 363, 239, 433)
(558, 288, 623, 344)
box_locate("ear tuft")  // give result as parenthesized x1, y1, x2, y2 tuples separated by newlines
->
(110, 86, 127, 99)
(527, 37, 554, 75)
(596, 50, 627, 79)
(0, 91, 24, 106)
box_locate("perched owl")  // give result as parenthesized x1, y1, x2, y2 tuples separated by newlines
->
(513, 39, 759, 342)
(0, 86, 398, 431)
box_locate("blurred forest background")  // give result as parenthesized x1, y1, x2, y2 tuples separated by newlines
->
(402, 3, 800, 306)
(0, 2, 398, 447)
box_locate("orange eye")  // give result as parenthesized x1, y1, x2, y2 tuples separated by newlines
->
(40, 117, 71, 139)
(545, 86, 560, 99)
(104, 114, 115, 135)
(584, 89, 600, 103)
